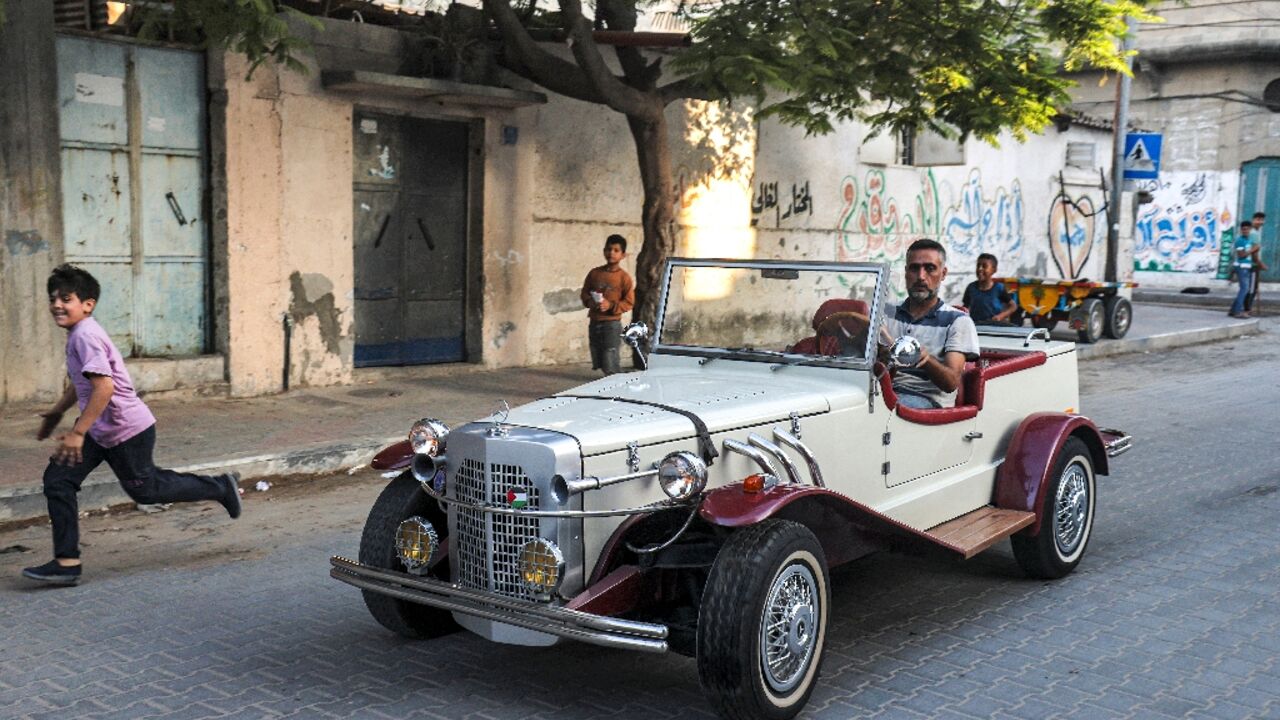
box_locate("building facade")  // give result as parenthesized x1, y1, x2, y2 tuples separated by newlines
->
(1068, 0, 1280, 289)
(2, 2, 1124, 403)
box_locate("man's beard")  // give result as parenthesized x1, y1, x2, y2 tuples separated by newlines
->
(908, 286, 935, 302)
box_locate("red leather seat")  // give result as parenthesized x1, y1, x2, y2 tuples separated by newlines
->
(791, 299, 870, 355)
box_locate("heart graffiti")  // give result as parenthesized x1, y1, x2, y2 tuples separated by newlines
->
(1047, 194, 1096, 279)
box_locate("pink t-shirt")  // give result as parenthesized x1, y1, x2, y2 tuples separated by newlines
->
(65, 317, 155, 448)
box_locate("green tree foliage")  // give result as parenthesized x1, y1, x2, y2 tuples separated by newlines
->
(673, 0, 1153, 141)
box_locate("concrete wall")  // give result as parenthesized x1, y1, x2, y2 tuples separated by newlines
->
(207, 19, 1118, 389)
(1068, 0, 1280, 288)
(526, 89, 1115, 366)
(0, 0, 66, 404)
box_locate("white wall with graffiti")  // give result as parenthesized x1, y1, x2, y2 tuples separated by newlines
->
(1133, 171, 1239, 283)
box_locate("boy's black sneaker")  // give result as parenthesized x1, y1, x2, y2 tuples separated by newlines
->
(22, 560, 82, 586)
(220, 471, 243, 519)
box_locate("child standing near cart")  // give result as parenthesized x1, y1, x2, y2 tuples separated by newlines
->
(22, 264, 242, 586)
(962, 253, 1017, 324)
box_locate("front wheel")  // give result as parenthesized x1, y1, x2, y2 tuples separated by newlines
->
(1011, 436, 1096, 579)
(697, 520, 830, 720)
(358, 472, 459, 639)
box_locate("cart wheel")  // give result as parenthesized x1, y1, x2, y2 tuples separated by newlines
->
(1103, 296, 1132, 339)
(1031, 314, 1058, 332)
(1076, 298, 1104, 344)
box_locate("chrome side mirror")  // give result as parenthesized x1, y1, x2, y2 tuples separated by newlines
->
(622, 322, 650, 370)
(887, 335, 922, 369)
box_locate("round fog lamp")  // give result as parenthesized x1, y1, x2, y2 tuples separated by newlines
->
(395, 516, 439, 574)
(518, 538, 565, 597)
(408, 418, 450, 457)
(658, 451, 708, 500)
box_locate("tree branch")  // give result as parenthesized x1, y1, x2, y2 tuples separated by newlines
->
(660, 75, 713, 104)
(557, 0, 658, 118)
(481, 0, 604, 105)
(596, 0, 652, 88)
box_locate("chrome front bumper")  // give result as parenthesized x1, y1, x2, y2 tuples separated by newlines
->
(329, 556, 669, 653)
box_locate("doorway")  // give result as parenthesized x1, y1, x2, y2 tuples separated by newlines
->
(353, 112, 470, 367)
(1240, 158, 1280, 283)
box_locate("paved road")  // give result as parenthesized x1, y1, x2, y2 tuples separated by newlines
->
(2, 326, 1278, 719)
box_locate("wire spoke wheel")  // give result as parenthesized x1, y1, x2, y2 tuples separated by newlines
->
(1011, 436, 1096, 580)
(1053, 462, 1090, 557)
(760, 564, 819, 694)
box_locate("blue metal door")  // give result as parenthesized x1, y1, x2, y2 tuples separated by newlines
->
(1240, 159, 1280, 283)
(56, 36, 208, 355)
(353, 112, 468, 367)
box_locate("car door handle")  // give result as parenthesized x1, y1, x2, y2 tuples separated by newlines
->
(963, 431, 983, 441)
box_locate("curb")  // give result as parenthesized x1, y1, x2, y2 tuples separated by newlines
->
(1078, 318, 1260, 360)
(0, 436, 398, 525)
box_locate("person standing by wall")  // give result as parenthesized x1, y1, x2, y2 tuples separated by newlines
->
(1229, 221, 1260, 318)
(580, 235, 635, 375)
(1244, 212, 1268, 314)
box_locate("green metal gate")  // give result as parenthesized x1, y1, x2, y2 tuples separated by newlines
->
(56, 35, 208, 355)
(1241, 158, 1280, 284)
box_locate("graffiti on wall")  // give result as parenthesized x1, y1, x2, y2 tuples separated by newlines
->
(1133, 172, 1235, 274)
(750, 180, 814, 226)
(1046, 193, 1099, 279)
(835, 169, 1024, 271)
(942, 169, 1025, 265)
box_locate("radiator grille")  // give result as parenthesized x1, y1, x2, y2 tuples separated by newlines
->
(453, 457, 542, 600)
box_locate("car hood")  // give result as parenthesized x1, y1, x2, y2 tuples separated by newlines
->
(486, 366, 852, 456)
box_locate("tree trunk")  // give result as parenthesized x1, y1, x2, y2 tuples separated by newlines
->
(626, 111, 676, 331)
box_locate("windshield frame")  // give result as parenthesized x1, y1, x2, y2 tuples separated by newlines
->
(652, 258, 889, 371)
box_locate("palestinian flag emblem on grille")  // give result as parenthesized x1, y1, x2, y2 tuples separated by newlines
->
(506, 489, 528, 509)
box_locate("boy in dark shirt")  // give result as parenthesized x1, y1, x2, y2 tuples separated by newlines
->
(579, 235, 635, 375)
(962, 253, 1016, 324)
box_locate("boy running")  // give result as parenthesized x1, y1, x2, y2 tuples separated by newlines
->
(23, 265, 242, 586)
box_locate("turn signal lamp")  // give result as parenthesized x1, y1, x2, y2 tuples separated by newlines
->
(518, 538, 565, 599)
(743, 474, 766, 494)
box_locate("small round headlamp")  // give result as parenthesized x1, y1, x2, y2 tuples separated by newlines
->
(658, 451, 708, 500)
(408, 418, 449, 457)
(395, 516, 439, 574)
(518, 538, 565, 599)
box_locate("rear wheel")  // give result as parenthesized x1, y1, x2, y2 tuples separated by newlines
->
(697, 520, 829, 720)
(1103, 296, 1132, 339)
(1011, 437, 1096, 580)
(1076, 298, 1104, 344)
(358, 472, 459, 639)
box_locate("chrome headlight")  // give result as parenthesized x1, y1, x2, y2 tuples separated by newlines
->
(395, 516, 439, 574)
(518, 538, 565, 599)
(658, 450, 708, 500)
(408, 418, 449, 457)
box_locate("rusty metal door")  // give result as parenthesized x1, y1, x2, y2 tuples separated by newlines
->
(56, 36, 208, 355)
(353, 112, 468, 367)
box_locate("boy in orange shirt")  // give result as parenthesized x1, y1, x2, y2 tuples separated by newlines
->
(579, 235, 635, 375)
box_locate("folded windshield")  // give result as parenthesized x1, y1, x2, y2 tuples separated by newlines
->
(656, 262, 884, 365)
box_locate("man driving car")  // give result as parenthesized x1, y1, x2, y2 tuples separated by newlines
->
(881, 239, 980, 409)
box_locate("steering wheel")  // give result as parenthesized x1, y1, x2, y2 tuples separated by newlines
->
(815, 311, 871, 356)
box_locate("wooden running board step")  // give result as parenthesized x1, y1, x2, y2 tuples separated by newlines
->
(924, 506, 1035, 559)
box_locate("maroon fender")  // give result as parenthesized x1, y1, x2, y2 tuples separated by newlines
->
(566, 565, 652, 617)
(371, 439, 413, 471)
(699, 482, 969, 565)
(995, 412, 1109, 536)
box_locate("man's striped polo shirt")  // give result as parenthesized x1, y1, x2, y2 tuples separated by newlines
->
(883, 299, 980, 408)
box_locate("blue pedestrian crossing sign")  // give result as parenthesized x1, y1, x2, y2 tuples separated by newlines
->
(1122, 133, 1162, 180)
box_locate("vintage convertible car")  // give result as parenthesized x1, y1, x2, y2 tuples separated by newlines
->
(331, 258, 1132, 720)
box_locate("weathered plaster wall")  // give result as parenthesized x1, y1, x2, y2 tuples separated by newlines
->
(526, 89, 1114, 366)
(0, 0, 66, 404)
(1067, 0, 1280, 288)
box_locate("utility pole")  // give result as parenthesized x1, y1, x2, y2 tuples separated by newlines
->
(1106, 16, 1138, 283)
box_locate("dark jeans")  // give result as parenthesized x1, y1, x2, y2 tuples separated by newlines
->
(1244, 267, 1261, 312)
(43, 425, 225, 559)
(588, 320, 621, 375)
